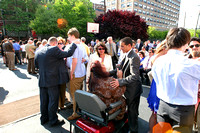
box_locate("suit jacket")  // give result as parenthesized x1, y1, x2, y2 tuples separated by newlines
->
(110, 50, 142, 102)
(35, 43, 77, 88)
(105, 42, 118, 59)
(136, 43, 143, 51)
(25, 43, 36, 59)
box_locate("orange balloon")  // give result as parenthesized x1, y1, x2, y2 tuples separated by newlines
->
(153, 122, 172, 133)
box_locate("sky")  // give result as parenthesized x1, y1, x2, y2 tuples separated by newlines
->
(90, 0, 200, 29)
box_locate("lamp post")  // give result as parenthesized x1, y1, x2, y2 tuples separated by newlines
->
(194, 5, 200, 37)
(194, 11, 200, 37)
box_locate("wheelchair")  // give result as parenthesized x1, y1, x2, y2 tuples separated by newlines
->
(70, 90, 129, 133)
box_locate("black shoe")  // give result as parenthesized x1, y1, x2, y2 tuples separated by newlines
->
(50, 120, 65, 127)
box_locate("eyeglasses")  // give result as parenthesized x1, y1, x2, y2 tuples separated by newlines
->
(58, 43, 63, 45)
(98, 48, 105, 50)
(189, 44, 200, 48)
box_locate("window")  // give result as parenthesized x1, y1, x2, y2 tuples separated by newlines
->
(134, 2, 138, 6)
(138, 10, 142, 13)
(154, 4, 157, 7)
(143, 11, 146, 14)
(121, 4, 126, 8)
(121, 0, 125, 2)
(143, 5, 146, 9)
(147, 1, 150, 4)
(147, 6, 150, 10)
(127, 2, 132, 7)
(146, 11, 150, 15)
(134, 9, 138, 12)
(151, 2, 154, 5)
(127, 8, 132, 11)
(112, 7, 116, 10)
(107, 2, 111, 6)
(151, 7, 153, 11)
(154, 8, 157, 12)
(150, 13, 153, 16)
(139, 4, 143, 8)
(112, 1, 115, 5)
(143, 0, 147, 3)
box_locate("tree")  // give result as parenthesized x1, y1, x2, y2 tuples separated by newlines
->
(188, 29, 200, 37)
(147, 26, 168, 41)
(30, 0, 96, 37)
(0, 0, 38, 32)
(30, 4, 62, 36)
(94, 10, 149, 41)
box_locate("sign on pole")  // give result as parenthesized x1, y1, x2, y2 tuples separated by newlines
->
(87, 22, 99, 33)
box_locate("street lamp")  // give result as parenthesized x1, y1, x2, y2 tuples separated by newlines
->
(194, 5, 200, 37)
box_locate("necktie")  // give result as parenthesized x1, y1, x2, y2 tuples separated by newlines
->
(110, 44, 113, 56)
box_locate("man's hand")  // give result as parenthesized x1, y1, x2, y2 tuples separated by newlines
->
(82, 58, 86, 63)
(110, 78, 119, 88)
(117, 68, 123, 79)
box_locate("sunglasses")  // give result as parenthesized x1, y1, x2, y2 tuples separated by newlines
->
(189, 44, 200, 48)
(98, 48, 105, 50)
(58, 43, 63, 45)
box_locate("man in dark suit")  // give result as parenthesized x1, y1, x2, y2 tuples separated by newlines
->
(34, 37, 77, 127)
(136, 39, 143, 51)
(110, 37, 143, 133)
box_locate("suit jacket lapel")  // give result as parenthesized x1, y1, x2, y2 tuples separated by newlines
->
(122, 50, 134, 75)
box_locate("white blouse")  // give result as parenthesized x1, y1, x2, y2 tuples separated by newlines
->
(86, 52, 113, 82)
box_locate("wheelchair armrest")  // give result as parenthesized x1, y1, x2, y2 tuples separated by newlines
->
(106, 100, 122, 112)
(110, 100, 122, 109)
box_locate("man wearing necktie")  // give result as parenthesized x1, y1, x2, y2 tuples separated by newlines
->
(110, 37, 142, 133)
(105, 36, 118, 69)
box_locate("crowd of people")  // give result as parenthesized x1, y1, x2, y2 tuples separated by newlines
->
(1, 27, 200, 133)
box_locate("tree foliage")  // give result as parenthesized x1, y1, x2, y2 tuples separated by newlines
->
(147, 26, 168, 41)
(30, 4, 62, 35)
(30, 0, 96, 37)
(94, 10, 149, 41)
(0, 0, 38, 32)
(188, 29, 200, 38)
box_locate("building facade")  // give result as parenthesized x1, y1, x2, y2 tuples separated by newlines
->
(106, 0, 181, 30)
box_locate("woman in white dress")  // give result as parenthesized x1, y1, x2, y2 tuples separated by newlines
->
(86, 42, 113, 83)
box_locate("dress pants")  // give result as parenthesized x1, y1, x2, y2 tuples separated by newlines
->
(15, 50, 21, 64)
(157, 100, 195, 133)
(40, 86, 59, 125)
(126, 96, 141, 133)
(59, 83, 66, 108)
(27, 58, 35, 73)
(70, 74, 85, 114)
(6, 52, 15, 70)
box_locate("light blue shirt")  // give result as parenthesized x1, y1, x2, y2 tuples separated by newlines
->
(71, 43, 88, 78)
(152, 49, 200, 105)
(13, 43, 21, 50)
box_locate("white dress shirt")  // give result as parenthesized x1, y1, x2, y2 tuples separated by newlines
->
(152, 49, 200, 105)
(86, 52, 113, 82)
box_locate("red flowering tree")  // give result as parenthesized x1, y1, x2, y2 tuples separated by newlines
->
(94, 10, 149, 40)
